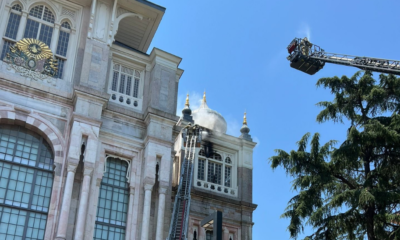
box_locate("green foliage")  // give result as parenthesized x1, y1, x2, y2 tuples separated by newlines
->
(270, 71, 400, 240)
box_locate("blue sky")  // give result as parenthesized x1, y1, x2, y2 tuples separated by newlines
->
(148, 1, 400, 239)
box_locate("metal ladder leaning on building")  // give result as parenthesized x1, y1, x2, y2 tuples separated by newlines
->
(168, 124, 202, 240)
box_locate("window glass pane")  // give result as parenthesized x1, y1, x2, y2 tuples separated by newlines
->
(94, 224, 125, 240)
(37, 142, 53, 170)
(42, 7, 54, 23)
(212, 153, 222, 161)
(95, 158, 128, 236)
(119, 75, 125, 94)
(11, 4, 22, 12)
(224, 166, 231, 187)
(207, 161, 221, 185)
(199, 149, 205, 157)
(55, 58, 65, 79)
(197, 159, 205, 180)
(5, 13, 21, 39)
(207, 162, 214, 183)
(215, 164, 222, 184)
(38, 24, 53, 47)
(3, 164, 34, 208)
(31, 171, 53, 212)
(133, 78, 139, 98)
(56, 31, 70, 57)
(25, 212, 47, 240)
(61, 22, 71, 29)
(24, 19, 40, 39)
(225, 157, 231, 164)
(29, 5, 44, 19)
(206, 231, 213, 240)
(112, 72, 119, 91)
(1, 41, 14, 62)
(126, 77, 132, 96)
(0, 207, 27, 239)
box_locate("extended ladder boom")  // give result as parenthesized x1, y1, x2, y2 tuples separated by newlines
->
(168, 125, 201, 240)
(287, 37, 400, 75)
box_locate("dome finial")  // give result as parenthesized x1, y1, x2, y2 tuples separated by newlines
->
(240, 111, 252, 141)
(203, 91, 207, 103)
(185, 94, 190, 107)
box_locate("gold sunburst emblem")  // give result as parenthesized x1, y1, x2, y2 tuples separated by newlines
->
(16, 38, 53, 60)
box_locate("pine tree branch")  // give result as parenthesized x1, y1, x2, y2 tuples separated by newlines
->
(332, 174, 357, 189)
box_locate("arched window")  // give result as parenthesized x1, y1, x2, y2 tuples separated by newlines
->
(55, 21, 71, 79)
(206, 231, 213, 240)
(197, 151, 232, 188)
(24, 5, 55, 46)
(0, 125, 54, 240)
(94, 157, 129, 240)
(0, 4, 22, 60)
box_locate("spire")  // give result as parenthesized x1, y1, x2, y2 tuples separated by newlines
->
(181, 93, 193, 123)
(200, 91, 209, 109)
(185, 94, 190, 107)
(240, 111, 252, 141)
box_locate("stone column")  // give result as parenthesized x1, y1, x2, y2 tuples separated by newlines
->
(50, 23, 60, 53)
(155, 187, 168, 240)
(74, 166, 93, 240)
(199, 227, 206, 240)
(55, 162, 78, 240)
(126, 186, 135, 240)
(16, 11, 28, 40)
(224, 227, 230, 240)
(141, 183, 153, 240)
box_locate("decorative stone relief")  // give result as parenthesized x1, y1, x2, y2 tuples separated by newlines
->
(4, 38, 58, 85)
(7, 64, 56, 85)
(61, 7, 76, 20)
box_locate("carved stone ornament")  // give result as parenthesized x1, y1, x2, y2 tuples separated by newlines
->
(3, 38, 58, 81)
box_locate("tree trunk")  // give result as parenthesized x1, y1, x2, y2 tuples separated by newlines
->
(366, 206, 376, 240)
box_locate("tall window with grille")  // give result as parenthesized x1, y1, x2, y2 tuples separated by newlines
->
(94, 157, 129, 240)
(0, 125, 54, 240)
(1, 4, 22, 61)
(109, 63, 142, 110)
(1, 4, 71, 79)
(197, 150, 233, 192)
(55, 21, 71, 79)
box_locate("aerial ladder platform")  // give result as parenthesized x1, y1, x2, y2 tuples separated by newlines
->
(287, 37, 400, 75)
(167, 124, 202, 240)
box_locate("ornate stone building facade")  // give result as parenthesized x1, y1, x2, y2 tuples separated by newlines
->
(0, 0, 256, 239)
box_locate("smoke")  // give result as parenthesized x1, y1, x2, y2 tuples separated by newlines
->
(176, 91, 203, 115)
(297, 23, 311, 41)
(226, 116, 241, 136)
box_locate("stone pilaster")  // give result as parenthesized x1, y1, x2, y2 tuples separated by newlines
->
(55, 160, 78, 240)
(155, 186, 168, 240)
(141, 183, 154, 240)
(74, 164, 94, 240)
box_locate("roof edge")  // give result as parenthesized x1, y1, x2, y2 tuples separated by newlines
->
(135, 0, 166, 12)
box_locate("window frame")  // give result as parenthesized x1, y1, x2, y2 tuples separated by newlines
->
(94, 156, 130, 240)
(107, 59, 145, 111)
(0, 124, 54, 240)
(194, 148, 237, 197)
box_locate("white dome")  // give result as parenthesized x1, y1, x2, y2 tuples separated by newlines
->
(192, 98, 227, 133)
